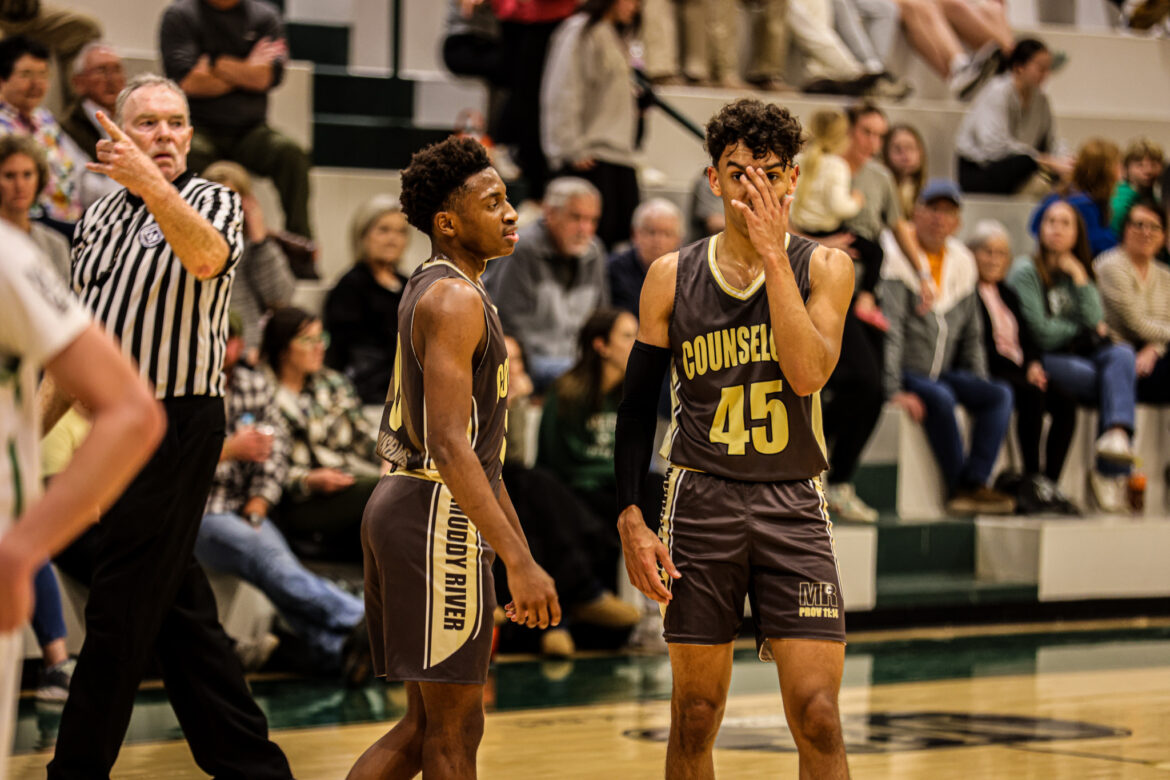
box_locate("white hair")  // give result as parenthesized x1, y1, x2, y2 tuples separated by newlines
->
(114, 73, 189, 125)
(72, 41, 117, 77)
(632, 197, 682, 232)
(966, 219, 1011, 253)
(543, 176, 601, 211)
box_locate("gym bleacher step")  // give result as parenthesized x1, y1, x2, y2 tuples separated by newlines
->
(286, 21, 350, 68)
(876, 518, 976, 576)
(313, 67, 414, 118)
(851, 463, 897, 515)
(875, 572, 1038, 609)
(312, 114, 447, 169)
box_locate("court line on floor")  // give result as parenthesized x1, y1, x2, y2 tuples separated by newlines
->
(1003, 743, 1170, 768)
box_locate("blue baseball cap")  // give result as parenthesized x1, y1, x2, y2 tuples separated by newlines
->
(919, 178, 963, 207)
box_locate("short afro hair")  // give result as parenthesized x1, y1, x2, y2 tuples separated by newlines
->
(705, 99, 804, 169)
(400, 136, 493, 236)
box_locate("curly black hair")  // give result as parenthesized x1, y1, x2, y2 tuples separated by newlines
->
(705, 99, 804, 169)
(399, 136, 493, 236)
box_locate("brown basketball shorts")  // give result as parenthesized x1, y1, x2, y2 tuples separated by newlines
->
(658, 466, 846, 657)
(362, 473, 497, 684)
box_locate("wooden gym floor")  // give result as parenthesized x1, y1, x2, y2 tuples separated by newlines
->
(8, 618, 1170, 779)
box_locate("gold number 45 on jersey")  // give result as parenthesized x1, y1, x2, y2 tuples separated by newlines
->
(709, 379, 789, 455)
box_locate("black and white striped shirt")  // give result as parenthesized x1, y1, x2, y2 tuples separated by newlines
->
(71, 171, 244, 399)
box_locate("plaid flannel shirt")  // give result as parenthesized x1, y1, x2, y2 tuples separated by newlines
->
(204, 364, 291, 516)
(273, 367, 381, 498)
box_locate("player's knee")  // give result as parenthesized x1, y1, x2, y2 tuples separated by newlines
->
(428, 704, 485, 748)
(674, 695, 724, 745)
(792, 690, 843, 753)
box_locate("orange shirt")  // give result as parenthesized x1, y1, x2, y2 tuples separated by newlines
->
(926, 249, 946, 291)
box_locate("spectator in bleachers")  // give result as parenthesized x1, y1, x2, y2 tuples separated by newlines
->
(495, 0, 577, 202)
(787, 0, 877, 96)
(833, 0, 914, 99)
(484, 176, 609, 390)
(441, 0, 503, 85)
(1110, 138, 1163, 236)
(891, 0, 1010, 99)
(203, 161, 295, 365)
(262, 307, 382, 562)
(969, 219, 1078, 512)
(197, 315, 369, 680)
(1095, 200, 1170, 405)
(0, 134, 68, 280)
(498, 333, 642, 656)
(956, 38, 1072, 196)
(1008, 198, 1137, 513)
(0, 35, 85, 226)
(883, 123, 927, 219)
(608, 197, 682, 316)
(880, 179, 1016, 515)
(541, 0, 641, 248)
(59, 42, 123, 160)
(323, 195, 410, 405)
(161, 0, 313, 240)
(0, 0, 100, 99)
(537, 308, 638, 577)
(642, 0, 788, 90)
(842, 102, 932, 314)
(1030, 138, 1121, 257)
(689, 167, 724, 241)
(1111, 0, 1170, 31)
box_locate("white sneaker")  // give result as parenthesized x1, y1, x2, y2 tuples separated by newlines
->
(1095, 428, 1136, 463)
(1089, 471, 1128, 514)
(827, 483, 879, 523)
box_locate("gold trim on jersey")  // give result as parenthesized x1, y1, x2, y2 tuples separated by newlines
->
(706, 232, 792, 301)
(811, 389, 827, 459)
(424, 482, 484, 670)
(657, 466, 686, 618)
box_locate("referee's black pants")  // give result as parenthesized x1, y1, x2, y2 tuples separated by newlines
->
(48, 397, 292, 780)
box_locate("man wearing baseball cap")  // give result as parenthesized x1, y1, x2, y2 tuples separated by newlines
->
(879, 179, 1017, 515)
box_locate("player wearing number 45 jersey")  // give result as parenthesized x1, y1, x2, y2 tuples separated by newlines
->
(616, 98, 856, 779)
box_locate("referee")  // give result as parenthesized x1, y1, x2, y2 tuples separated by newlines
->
(46, 74, 292, 779)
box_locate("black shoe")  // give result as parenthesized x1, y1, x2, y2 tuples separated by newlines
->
(341, 618, 373, 688)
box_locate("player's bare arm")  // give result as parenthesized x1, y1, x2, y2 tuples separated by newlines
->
(90, 110, 230, 280)
(615, 252, 682, 604)
(735, 165, 854, 395)
(0, 325, 164, 631)
(415, 277, 560, 630)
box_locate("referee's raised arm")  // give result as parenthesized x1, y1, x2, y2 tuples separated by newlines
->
(87, 85, 229, 279)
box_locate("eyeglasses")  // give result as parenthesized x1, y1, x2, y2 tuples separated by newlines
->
(1128, 220, 1164, 234)
(293, 331, 330, 348)
(83, 65, 124, 78)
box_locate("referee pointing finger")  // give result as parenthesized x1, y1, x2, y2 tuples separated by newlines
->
(46, 74, 292, 780)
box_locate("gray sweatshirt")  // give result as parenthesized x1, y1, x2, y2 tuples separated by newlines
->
(955, 74, 1054, 164)
(540, 13, 637, 170)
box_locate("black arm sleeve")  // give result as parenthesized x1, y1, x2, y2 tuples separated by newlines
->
(615, 340, 672, 514)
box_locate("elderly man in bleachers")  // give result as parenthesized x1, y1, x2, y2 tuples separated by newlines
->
(0, 35, 87, 226)
(484, 176, 609, 390)
(880, 179, 1017, 516)
(160, 0, 313, 239)
(59, 41, 123, 160)
(607, 197, 682, 317)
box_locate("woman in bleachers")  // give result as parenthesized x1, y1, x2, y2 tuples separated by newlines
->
(324, 195, 411, 405)
(955, 38, 1072, 196)
(540, 0, 640, 248)
(262, 306, 382, 561)
(537, 308, 637, 584)
(883, 123, 927, 220)
(969, 219, 1078, 513)
(0, 134, 69, 281)
(498, 333, 642, 656)
(1007, 199, 1137, 513)
(203, 161, 295, 365)
(1095, 200, 1170, 405)
(1030, 138, 1122, 258)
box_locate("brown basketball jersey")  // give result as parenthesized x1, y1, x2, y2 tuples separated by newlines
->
(377, 258, 510, 486)
(662, 233, 829, 481)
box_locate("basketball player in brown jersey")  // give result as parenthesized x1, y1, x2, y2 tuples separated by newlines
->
(347, 137, 560, 780)
(615, 99, 856, 778)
